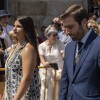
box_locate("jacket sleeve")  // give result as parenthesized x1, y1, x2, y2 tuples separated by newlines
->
(59, 53, 69, 100)
(98, 48, 100, 69)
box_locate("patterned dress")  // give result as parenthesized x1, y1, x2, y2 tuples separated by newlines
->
(5, 44, 40, 100)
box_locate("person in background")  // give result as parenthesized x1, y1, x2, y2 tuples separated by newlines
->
(0, 24, 8, 67)
(4, 30, 18, 61)
(38, 26, 47, 44)
(38, 25, 65, 100)
(52, 17, 72, 46)
(88, 13, 97, 21)
(0, 24, 8, 100)
(87, 19, 99, 34)
(58, 21, 72, 46)
(59, 4, 100, 100)
(8, 30, 18, 49)
(52, 17, 62, 32)
(4, 16, 40, 100)
(0, 9, 13, 47)
(97, 21, 100, 35)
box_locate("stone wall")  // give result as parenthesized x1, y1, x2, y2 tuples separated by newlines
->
(8, 0, 87, 33)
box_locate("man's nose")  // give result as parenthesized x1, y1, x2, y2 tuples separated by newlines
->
(64, 28, 70, 35)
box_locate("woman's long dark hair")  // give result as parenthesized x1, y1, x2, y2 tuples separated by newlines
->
(16, 16, 40, 66)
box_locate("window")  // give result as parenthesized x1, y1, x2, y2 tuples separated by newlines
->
(0, 0, 4, 10)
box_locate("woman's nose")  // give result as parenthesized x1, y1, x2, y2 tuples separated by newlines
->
(13, 26, 16, 31)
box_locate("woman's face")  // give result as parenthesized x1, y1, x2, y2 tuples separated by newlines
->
(13, 20, 25, 40)
(11, 36, 18, 44)
(48, 32, 58, 42)
(0, 16, 9, 27)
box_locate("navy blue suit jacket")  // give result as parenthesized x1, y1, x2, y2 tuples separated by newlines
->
(59, 30, 100, 100)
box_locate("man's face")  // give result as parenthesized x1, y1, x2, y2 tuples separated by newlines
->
(0, 16, 9, 27)
(62, 16, 85, 41)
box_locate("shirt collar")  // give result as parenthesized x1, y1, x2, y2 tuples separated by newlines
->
(80, 28, 92, 44)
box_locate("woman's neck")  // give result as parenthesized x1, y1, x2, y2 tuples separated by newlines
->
(17, 39, 26, 47)
(46, 40, 55, 46)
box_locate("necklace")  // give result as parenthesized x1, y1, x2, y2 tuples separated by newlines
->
(6, 40, 27, 63)
(78, 45, 84, 54)
(75, 42, 84, 64)
(6, 44, 18, 63)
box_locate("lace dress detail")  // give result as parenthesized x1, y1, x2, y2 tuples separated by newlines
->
(5, 44, 40, 100)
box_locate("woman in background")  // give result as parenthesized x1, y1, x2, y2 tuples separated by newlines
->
(87, 19, 99, 33)
(38, 25, 65, 100)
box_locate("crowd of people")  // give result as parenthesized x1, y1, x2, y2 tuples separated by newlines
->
(0, 3, 100, 100)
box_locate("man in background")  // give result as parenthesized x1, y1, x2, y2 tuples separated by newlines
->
(0, 9, 13, 47)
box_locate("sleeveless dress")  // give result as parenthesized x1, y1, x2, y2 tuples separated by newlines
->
(5, 44, 40, 100)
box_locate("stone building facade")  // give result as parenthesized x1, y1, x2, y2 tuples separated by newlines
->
(5, 0, 87, 33)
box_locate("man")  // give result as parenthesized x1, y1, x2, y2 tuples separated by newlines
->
(53, 17, 72, 46)
(59, 4, 100, 100)
(58, 30, 72, 46)
(58, 21, 72, 46)
(0, 9, 13, 47)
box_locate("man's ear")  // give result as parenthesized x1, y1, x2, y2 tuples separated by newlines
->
(81, 18, 87, 27)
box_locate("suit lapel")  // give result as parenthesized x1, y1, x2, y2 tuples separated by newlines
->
(72, 30, 98, 81)
(73, 42, 93, 79)
(69, 41, 76, 78)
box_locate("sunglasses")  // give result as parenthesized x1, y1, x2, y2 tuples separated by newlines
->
(50, 33, 58, 37)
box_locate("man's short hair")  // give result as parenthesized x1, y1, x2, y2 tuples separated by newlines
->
(60, 4, 89, 25)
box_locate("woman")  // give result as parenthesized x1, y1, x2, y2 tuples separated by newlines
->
(38, 25, 65, 100)
(0, 24, 8, 100)
(4, 30, 18, 61)
(4, 16, 40, 100)
(9, 30, 18, 45)
(87, 19, 99, 34)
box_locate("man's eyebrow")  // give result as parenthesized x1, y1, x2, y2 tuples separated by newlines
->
(63, 25, 73, 28)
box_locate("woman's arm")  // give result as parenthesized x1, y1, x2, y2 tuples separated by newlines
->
(39, 55, 50, 67)
(38, 44, 50, 67)
(1, 90, 4, 100)
(13, 44, 37, 100)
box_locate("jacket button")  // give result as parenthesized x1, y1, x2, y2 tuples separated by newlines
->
(69, 96, 72, 100)
(72, 84, 75, 86)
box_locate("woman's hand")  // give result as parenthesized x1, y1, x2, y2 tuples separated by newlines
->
(44, 62, 51, 68)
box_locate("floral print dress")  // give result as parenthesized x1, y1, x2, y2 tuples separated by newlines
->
(5, 44, 40, 100)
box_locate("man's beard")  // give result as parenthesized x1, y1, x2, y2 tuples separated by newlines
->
(72, 26, 84, 41)
(77, 26, 84, 40)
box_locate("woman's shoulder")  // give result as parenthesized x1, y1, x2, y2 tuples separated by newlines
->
(22, 43, 36, 55)
(24, 43, 35, 51)
(38, 41, 47, 48)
